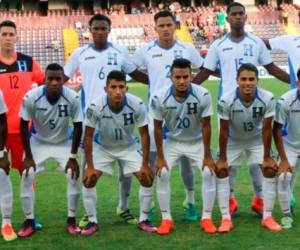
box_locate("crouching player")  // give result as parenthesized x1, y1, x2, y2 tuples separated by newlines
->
(272, 69, 300, 230)
(151, 58, 231, 235)
(82, 70, 153, 236)
(217, 63, 281, 231)
(18, 63, 83, 237)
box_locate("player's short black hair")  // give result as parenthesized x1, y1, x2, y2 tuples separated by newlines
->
(154, 10, 176, 23)
(45, 63, 64, 73)
(170, 58, 191, 73)
(89, 14, 111, 27)
(0, 20, 16, 31)
(297, 68, 300, 81)
(237, 63, 258, 78)
(226, 2, 245, 14)
(106, 70, 126, 86)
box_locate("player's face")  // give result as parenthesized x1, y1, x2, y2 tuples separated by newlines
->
(155, 16, 176, 41)
(171, 67, 191, 93)
(105, 79, 128, 106)
(226, 6, 247, 30)
(0, 26, 16, 51)
(89, 20, 110, 45)
(236, 70, 258, 96)
(45, 70, 64, 99)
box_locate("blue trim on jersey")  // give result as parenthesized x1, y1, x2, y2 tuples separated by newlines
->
(124, 96, 136, 112)
(255, 89, 267, 108)
(288, 57, 296, 89)
(81, 87, 86, 111)
(162, 86, 173, 104)
(245, 33, 258, 44)
(289, 90, 299, 107)
(34, 88, 45, 104)
(175, 40, 186, 49)
(217, 63, 223, 98)
(79, 45, 91, 56)
(217, 34, 229, 46)
(154, 40, 178, 51)
(61, 88, 71, 104)
(171, 85, 193, 103)
(189, 86, 201, 103)
(146, 41, 157, 52)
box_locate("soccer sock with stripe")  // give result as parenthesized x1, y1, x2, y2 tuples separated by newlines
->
(0, 169, 13, 227)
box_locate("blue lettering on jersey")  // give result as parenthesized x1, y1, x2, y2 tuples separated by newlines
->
(107, 52, 118, 65)
(243, 44, 254, 57)
(17, 60, 28, 72)
(58, 104, 69, 117)
(123, 112, 134, 125)
(187, 102, 198, 114)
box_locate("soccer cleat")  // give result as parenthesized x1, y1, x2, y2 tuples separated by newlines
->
(78, 215, 89, 229)
(281, 216, 293, 230)
(81, 222, 98, 236)
(229, 197, 238, 216)
(67, 217, 81, 235)
(116, 208, 138, 225)
(34, 217, 42, 231)
(138, 220, 157, 233)
(200, 219, 217, 234)
(184, 203, 198, 221)
(1, 224, 17, 242)
(157, 219, 174, 235)
(18, 219, 35, 238)
(218, 218, 233, 233)
(290, 196, 297, 215)
(261, 216, 282, 232)
(251, 196, 263, 217)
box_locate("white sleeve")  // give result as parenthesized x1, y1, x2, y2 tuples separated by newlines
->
(20, 94, 33, 121)
(133, 46, 146, 68)
(0, 91, 7, 115)
(201, 91, 213, 118)
(274, 97, 288, 125)
(121, 47, 137, 74)
(135, 101, 148, 128)
(269, 36, 289, 52)
(258, 39, 273, 66)
(84, 103, 99, 128)
(217, 98, 230, 120)
(264, 96, 276, 118)
(64, 48, 81, 78)
(203, 42, 219, 71)
(150, 95, 163, 121)
(188, 44, 204, 69)
(71, 95, 83, 123)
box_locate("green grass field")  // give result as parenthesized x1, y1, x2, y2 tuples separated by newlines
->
(3, 79, 299, 250)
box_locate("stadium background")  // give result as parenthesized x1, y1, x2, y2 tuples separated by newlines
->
(1, 0, 300, 249)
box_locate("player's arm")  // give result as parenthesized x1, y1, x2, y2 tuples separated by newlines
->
(0, 113, 9, 175)
(154, 119, 167, 176)
(264, 63, 290, 84)
(20, 118, 35, 176)
(65, 122, 82, 179)
(129, 69, 149, 85)
(192, 68, 214, 85)
(263, 39, 271, 50)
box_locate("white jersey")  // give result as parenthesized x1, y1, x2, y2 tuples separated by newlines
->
(269, 35, 300, 88)
(275, 89, 300, 149)
(134, 40, 204, 101)
(0, 90, 7, 115)
(64, 42, 137, 110)
(20, 86, 83, 143)
(150, 84, 213, 142)
(218, 87, 275, 142)
(204, 32, 272, 97)
(84, 93, 148, 149)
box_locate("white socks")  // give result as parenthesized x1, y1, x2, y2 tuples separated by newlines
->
(156, 168, 171, 220)
(118, 173, 132, 211)
(0, 169, 13, 227)
(249, 164, 263, 198)
(20, 167, 35, 220)
(263, 177, 276, 219)
(139, 186, 152, 222)
(179, 157, 195, 204)
(82, 186, 98, 223)
(229, 167, 237, 198)
(216, 177, 230, 219)
(65, 168, 81, 218)
(201, 167, 216, 219)
(277, 172, 292, 216)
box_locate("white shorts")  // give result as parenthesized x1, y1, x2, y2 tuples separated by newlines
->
(93, 143, 142, 176)
(284, 143, 300, 170)
(227, 140, 263, 167)
(164, 139, 203, 170)
(31, 137, 73, 174)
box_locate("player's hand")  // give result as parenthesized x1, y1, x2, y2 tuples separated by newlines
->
(215, 159, 229, 177)
(83, 167, 102, 188)
(156, 157, 168, 177)
(65, 158, 80, 179)
(277, 159, 292, 178)
(261, 156, 277, 171)
(202, 156, 216, 175)
(135, 164, 154, 187)
(22, 157, 36, 177)
(0, 152, 10, 175)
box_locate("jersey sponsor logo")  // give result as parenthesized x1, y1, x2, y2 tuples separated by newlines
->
(243, 44, 254, 57)
(152, 53, 163, 58)
(232, 109, 244, 112)
(123, 112, 134, 126)
(102, 115, 112, 119)
(186, 102, 198, 114)
(252, 106, 264, 118)
(166, 106, 177, 110)
(36, 107, 47, 111)
(222, 47, 233, 52)
(107, 52, 118, 65)
(290, 109, 300, 112)
(58, 104, 69, 117)
(84, 56, 96, 61)
(0, 69, 7, 73)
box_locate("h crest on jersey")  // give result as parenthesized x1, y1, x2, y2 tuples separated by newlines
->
(58, 104, 69, 117)
(107, 52, 118, 65)
(243, 44, 254, 57)
(252, 106, 263, 118)
(123, 112, 134, 125)
(174, 50, 183, 59)
(186, 102, 198, 114)
(17, 60, 28, 71)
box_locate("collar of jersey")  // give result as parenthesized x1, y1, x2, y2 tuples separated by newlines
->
(89, 43, 110, 52)
(155, 39, 177, 51)
(43, 86, 63, 105)
(170, 85, 192, 103)
(106, 95, 127, 114)
(227, 32, 247, 43)
(0, 52, 17, 65)
(236, 86, 258, 108)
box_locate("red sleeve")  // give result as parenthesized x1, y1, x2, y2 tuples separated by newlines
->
(32, 59, 45, 85)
